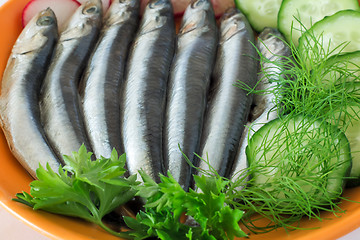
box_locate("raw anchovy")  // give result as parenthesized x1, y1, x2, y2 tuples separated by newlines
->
(40, 0, 102, 158)
(198, 8, 257, 178)
(80, 0, 140, 159)
(121, 0, 175, 182)
(163, 0, 218, 190)
(0, 9, 59, 177)
(229, 27, 291, 181)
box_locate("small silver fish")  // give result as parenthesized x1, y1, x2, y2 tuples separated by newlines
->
(163, 0, 218, 190)
(40, 0, 102, 159)
(198, 8, 257, 178)
(80, 0, 140, 159)
(121, 0, 175, 182)
(229, 27, 291, 181)
(0, 8, 60, 177)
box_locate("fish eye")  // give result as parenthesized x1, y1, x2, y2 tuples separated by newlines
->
(37, 16, 55, 26)
(83, 6, 99, 14)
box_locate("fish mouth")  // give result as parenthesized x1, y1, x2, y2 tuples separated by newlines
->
(36, 8, 56, 26)
(82, 0, 102, 16)
(179, 0, 213, 34)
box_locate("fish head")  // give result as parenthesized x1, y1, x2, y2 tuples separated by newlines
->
(12, 8, 58, 55)
(258, 27, 290, 58)
(60, 0, 102, 40)
(140, 0, 173, 34)
(35, 8, 57, 28)
(179, 0, 215, 35)
(145, 0, 173, 17)
(104, 0, 140, 26)
(147, 0, 172, 12)
(258, 27, 281, 41)
(219, 8, 252, 43)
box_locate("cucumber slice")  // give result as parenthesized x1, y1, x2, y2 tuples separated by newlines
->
(235, 0, 282, 32)
(322, 53, 360, 186)
(278, 0, 360, 46)
(246, 115, 351, 202)
(299, 10, 360, 63)
(322, 51, 360, 85)
(340, 104, 360, 187)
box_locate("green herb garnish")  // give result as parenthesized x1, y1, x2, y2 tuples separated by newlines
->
(124, 170, 247, 240)
(13, 147, 247, 239)
(232, 25, 360, 233)
(14, 145, 138, 239)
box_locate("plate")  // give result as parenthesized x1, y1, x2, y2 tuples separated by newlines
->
(0, 0, 360, 239)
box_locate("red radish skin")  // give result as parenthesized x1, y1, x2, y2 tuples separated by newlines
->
(140, 0, 235, 18)
(77, 0, 111, 13)
(22, 0, 80, 31)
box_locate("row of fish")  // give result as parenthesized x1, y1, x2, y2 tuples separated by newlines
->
(0, 0, 290, 190)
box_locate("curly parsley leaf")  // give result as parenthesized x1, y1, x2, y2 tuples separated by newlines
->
(123, 170, 247, 240)
(13, 145, 137, 239)
(14, 146, 246, 239)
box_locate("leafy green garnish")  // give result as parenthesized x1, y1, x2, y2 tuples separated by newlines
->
(14, 145, 138, 239)
(227, 116, 349, 233)
(124, 170, 247, 240)
(14, 146, 247, 240)
(233, 22, 360, 233)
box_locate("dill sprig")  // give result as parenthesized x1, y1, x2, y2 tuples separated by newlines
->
(227, 114, 350, 232)
(231, 27, 360, 233)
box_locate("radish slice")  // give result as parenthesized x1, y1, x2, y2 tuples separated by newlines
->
(22, 0, 80, 31)
(140, 0, 235, 18)
(77, 0, 111, 13)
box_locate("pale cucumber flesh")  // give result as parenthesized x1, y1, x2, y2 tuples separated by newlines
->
(246, 115, 351, 200)
(298, 10, 360, 63)
(235, 0, 282, 32)
(278, 0, 360, 45)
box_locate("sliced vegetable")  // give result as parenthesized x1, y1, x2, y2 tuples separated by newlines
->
(235, 0, 282, 32)
(246, 115, 351, 202)
(299, 10, 360, 62)
(321, 51, 360, 85)
(77, 0, 111, 13)
(22, 0, 81, 31)
(278, 0, 360, 45)
(322, 52, 360, 186)
(337, 103, 360, 187)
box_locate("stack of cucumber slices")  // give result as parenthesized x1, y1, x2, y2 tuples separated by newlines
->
(235, 0, 360, 46)
(234, 0, 360, 206)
